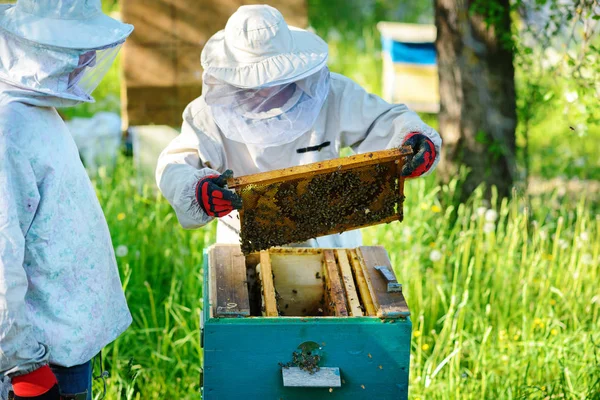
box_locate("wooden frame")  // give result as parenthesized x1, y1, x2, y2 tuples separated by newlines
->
(335, 249, 364, 317)
(356, 247, 410, 318)
(227, 147, 412, 188)
(208, 245, 250, 317)
(228, 147, 412, 254)
(259, 250, 279, 317)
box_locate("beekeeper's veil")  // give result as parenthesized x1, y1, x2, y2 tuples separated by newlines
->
(201, 5, 330, 147)
(0, 0, 133, 103)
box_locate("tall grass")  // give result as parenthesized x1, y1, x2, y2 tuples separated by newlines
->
(91, 165, 213, 399)
(92, 160, 599, 399)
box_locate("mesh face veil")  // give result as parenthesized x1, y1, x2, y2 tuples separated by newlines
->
(203, 67, 331, 147)
(0, 28, 123, 102)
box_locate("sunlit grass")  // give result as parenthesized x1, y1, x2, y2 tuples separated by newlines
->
(91, 159, 599, 399)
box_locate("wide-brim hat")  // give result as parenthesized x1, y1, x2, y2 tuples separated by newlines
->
(201, 5, 328, 89)
(0, 0, 133, 49)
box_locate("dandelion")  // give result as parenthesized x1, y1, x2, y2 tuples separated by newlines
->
(513, 333, 520, 341)
(499, 330, 507, 341)
(551, 329, 558, 336)
(117, 212, 126, 221)
(429, 250, 442, 262)
(422, 344, 430, 351)
(429, 242, 436, 248)
(476, 207, 487, 217)
(485, 209, 498, 222)
(115, 245, 128, 257)
(564, 91, 578, 103)
(550, 299, 557, 306)
(483, 222, 496, 234)
(413, 330, 422, 338)
(581, 253, 593, 265)
(534, 318, 545, 329)
(431, 205, 442, 213)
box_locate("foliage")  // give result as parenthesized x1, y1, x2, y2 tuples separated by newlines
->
(92, 160, 599, 399)
(511, 0, 600, 185)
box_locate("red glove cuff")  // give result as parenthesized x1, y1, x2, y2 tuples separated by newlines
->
(12, 366, 58, 397)
(403, 132, 437, 178)
(195, 174, 220, 214)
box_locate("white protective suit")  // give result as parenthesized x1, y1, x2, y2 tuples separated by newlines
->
(156, 5, 442, 248)
(156, 72, 442, 247)
(0, 0, 133, 395)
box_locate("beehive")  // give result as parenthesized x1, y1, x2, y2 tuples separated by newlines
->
(228, 147, 412, 254)
(201, 244, 412, 399)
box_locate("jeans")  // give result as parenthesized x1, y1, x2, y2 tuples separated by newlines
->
(50, 361, 92, 400)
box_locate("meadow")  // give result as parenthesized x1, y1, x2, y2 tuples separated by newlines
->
(91, 162, 599, 399)
(76, 2, 600, 399)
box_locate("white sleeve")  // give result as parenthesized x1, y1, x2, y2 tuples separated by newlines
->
(0, 138, 49, 378)
(155, 104, 226, 229)
(330, 74, 442, 175)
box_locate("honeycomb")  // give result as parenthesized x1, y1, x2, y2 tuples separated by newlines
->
(230, 148, 410, 254)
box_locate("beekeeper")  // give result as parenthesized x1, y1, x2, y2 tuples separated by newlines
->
(157, 5, 442, 247)
(0, 1, 133, 399)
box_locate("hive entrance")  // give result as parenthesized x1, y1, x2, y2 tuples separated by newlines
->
(228, 147, 412, 254)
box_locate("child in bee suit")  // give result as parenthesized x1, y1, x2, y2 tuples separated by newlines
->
(0, 1, 133, 399)
(156, 5, 442, 247)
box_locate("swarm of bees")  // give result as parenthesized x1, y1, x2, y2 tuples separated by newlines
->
(239, 163, 402, 254)
(279, 348, 322, 375)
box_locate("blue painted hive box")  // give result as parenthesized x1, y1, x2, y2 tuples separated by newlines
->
(201, 244, 412, 399)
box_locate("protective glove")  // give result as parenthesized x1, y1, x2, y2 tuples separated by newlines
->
(11, 366, 60, 400)
(401, 133, 437, 178)
(196, 169, 243, 218)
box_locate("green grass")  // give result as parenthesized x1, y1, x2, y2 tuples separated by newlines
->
(91, 160, 599, 399)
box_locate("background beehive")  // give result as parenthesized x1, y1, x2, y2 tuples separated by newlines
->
(120, 0, 308, 128)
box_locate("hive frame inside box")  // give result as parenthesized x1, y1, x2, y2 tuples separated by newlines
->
(201, 244, 412, 399)
(227, 146, 412, 254)
(206, 245, 410, 320)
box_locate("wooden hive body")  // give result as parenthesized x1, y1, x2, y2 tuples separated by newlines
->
(201, 244, 412, 399)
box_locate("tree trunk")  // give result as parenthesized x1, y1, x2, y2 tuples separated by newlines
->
(434, 0, 517, 199)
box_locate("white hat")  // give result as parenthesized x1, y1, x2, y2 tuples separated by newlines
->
(0, 0, 133, 49)
(201, 5, 328, 88)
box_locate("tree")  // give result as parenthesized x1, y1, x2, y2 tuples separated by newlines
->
(434, 0, 517, 199)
